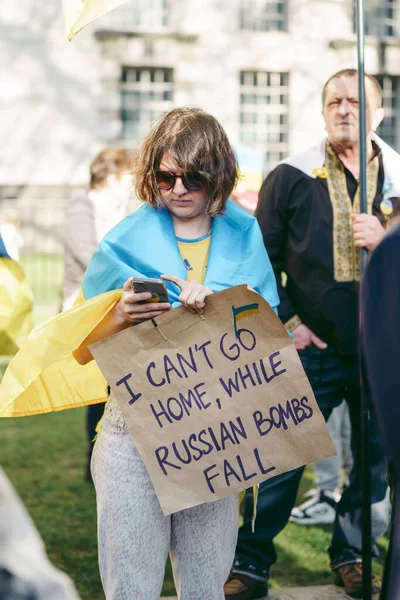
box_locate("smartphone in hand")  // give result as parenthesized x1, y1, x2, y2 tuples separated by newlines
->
(130, 277, 170, 303)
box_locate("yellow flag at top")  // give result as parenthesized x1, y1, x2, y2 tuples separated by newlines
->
(63, 0, 129, 40)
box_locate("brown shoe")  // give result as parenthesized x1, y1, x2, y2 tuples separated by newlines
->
(224, 572, 268, 600)
(334, 563, 381, 598)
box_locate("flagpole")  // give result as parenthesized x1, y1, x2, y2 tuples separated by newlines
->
(356, 1, 372, 599)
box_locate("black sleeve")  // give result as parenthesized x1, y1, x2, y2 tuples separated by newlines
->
(255, 164, 297, 324)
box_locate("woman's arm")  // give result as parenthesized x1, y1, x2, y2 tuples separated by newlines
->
(73, 279, 172, 365)
(73, 301, 130, 365)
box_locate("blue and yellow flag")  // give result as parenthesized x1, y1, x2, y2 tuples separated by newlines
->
(0, 289, 120, 416)
(0, 202, 279, 417)
(63, 0, 129, 40)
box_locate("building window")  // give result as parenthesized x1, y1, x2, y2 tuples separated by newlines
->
(375, 75, 400, 150)
(240, 0, 288, 32)
(353, 0, 397, 38)
(106, 0, 170, 29)
(120, 67, 173, 141)
(239, 71, 289, 173)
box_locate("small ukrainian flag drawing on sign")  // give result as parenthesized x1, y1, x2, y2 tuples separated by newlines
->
(232, 303, 260, 338)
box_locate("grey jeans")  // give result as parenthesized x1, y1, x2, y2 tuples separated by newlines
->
(313, 400, 353, 493)
(92, 396, 239, 600)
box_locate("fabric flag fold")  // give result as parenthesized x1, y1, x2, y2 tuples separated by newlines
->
(63, 0, 129, 41)
(0, 290, 120, 416)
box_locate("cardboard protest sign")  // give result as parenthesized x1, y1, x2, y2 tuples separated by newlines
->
(90, 285, 336, 515)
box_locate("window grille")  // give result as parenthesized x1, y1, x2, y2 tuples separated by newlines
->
(353, 0, 397, 38)
(376, 75, 400, 151)
(239, 71, 289, 173)
(239, 0, 288, 32)
(105, 0, 170, 29)
(120, 67, 174, 141)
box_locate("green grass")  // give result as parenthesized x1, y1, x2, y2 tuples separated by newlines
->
(0, 408, 176, 599)
(0, 406, 388, 598)
(1, 253, 388, 596)
(1, 254, 388, 595)
(19, 253, 63, 304)
(0, 409, 103, 599)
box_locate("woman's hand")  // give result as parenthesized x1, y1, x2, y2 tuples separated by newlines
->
(116, 278, 172, 323)
(73, 278, 171, 365)
(161, 274, 212, 314)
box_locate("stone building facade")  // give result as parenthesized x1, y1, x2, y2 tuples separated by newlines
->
(1, 0, 400, 189)
(0, 0, 400, 271)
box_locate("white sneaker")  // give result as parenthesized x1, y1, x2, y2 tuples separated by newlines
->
(289, 490, 337, 525)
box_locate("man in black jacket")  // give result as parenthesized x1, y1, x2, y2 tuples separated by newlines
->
(225, 69, 399, 599)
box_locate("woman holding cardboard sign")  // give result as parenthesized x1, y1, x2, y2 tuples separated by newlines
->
(0, 108, 278, 600)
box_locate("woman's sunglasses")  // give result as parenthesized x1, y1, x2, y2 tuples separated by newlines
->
(155, 170, 205, 192)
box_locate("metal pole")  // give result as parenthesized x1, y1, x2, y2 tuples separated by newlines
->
(356, 1, 372, 599)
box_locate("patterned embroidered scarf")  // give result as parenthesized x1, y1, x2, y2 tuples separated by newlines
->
(325, 142, 379, 282)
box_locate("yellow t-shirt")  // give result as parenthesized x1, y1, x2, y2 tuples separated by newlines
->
(177, 232, 211, 284)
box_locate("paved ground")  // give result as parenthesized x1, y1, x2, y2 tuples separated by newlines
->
(161, 586, 353, 600)
(260, 585, 352, 599)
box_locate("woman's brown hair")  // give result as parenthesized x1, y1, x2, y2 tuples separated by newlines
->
(134, 107, 239, 216)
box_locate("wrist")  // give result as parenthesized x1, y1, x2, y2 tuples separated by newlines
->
(113, 299, 129, 325)
(284, 314, 303, 333)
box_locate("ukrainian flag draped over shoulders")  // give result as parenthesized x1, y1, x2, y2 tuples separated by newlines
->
(0, 202, 278, 418)
(83, 201, 278, 306)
